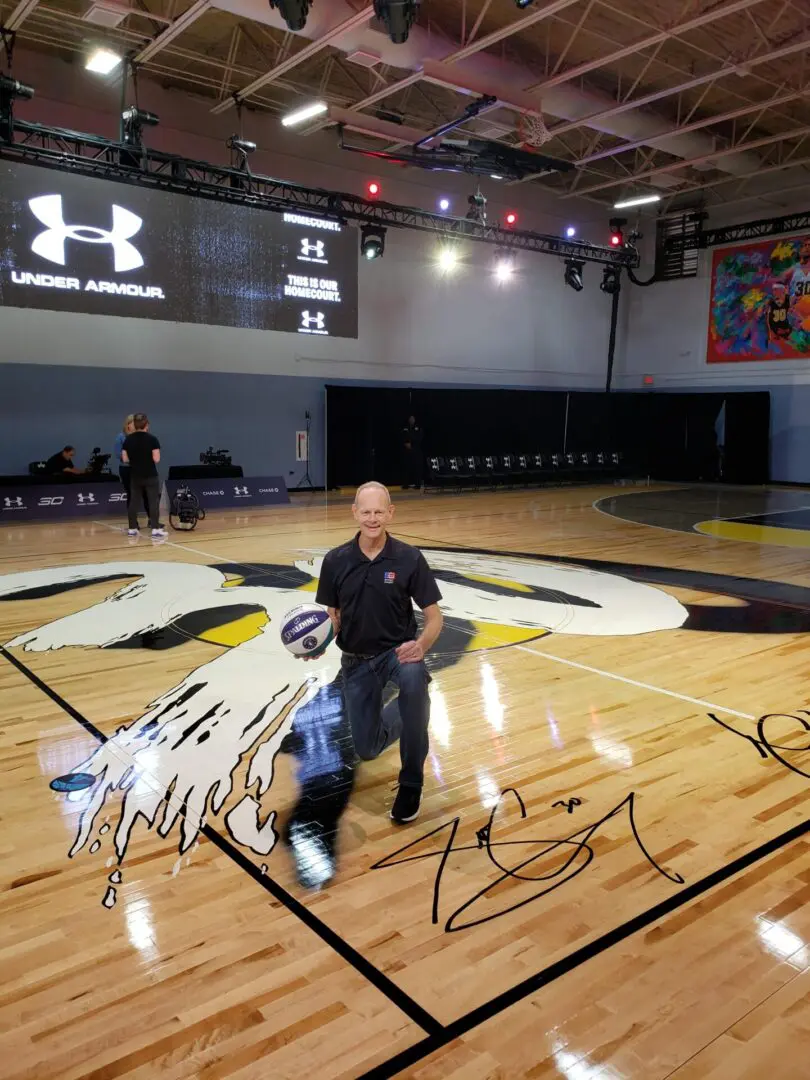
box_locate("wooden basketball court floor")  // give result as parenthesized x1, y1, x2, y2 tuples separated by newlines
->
(4, 483, 810, 1079)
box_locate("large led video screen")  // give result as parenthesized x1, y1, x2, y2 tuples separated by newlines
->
(0, 160, 358, 338)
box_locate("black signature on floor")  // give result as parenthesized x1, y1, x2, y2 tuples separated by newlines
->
(371, 787, 685, 932)
(707, 710, 810, 777)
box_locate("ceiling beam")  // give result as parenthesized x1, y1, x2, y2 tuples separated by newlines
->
(306, 0, 581, 133)
(531, 0, 767, 92)
(547, 33, 810, 139)
(4, 0, 40, 31)
(577, 85, 810, 167)
(136, 0, 211, 64)
(210, 4, 375, 115)
(567, 122, 810, 198)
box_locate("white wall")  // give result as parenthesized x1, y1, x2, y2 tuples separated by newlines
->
(1, 50, 615, 389)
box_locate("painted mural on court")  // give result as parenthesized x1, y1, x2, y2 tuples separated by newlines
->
(0, 551, 688, 902)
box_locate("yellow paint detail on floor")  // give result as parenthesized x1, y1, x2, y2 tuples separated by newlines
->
(198, 610, 269, 647)
(464, 573, 534, 593)
(296, 579, 319, 592)
(465, 620, 549, 651)
(222, 576, 245, 588)
(695, 520, 810, 548)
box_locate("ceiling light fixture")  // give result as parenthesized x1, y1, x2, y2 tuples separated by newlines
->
(613, 193, 662, 209)
(85, 48, 122, 75)
(281, 100, 328, 128)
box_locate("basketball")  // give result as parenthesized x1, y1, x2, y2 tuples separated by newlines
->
(280, 603, 333, 657)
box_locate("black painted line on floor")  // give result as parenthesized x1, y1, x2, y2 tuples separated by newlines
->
(0, 645, 443, 1039)
(360, 811, 810, 1078)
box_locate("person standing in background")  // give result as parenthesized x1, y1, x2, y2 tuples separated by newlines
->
(122, 413, 165, 538)
(401, 415, 424, 490)
(114, 415, 135, 502)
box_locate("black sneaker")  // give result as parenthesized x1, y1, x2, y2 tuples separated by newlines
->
(390, 786, 421, 824)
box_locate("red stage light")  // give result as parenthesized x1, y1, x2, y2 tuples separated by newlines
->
(610, 234, 621, 246)
(505, 211, 518, 227)
(367, 181, 380, 197)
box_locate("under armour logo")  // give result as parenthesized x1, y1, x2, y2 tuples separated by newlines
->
(76, 493, 96, 504)
(234, 486, 249, 496)
(300, 238, 325, 258)
(301, 310, 325, 329)
(3, 496, 24, 508)
(29, 195, 144, 273)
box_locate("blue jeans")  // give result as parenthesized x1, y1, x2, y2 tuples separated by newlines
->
(341, 649, 431, 790)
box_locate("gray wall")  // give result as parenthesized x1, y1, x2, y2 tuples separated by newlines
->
(0, 363, 325, 484)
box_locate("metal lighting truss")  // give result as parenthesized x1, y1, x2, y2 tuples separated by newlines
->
(0, 119, 637, 267)
(666, 208, 810, 254)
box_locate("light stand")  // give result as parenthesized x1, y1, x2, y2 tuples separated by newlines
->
(295, 410, 314, 490)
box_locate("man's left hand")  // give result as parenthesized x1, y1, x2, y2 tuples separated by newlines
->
(396, 640, 424, 664)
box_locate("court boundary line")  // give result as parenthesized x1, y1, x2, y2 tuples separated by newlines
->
(0, 644, 443, 1041)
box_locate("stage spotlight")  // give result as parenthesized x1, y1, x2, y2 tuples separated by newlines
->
(609, 217, 625, 247)
(0, 74, 34, 143)
(227, 135, 257, 156)
(504, 211, 518, 228)
(494, 253, 515, 282)
(438, 197, 450, 212)
(360, 224, 386, 260)
(373, 0, 420, 44)
(367, 180, 381, 197)
(436, 244, 459, 274)
(565, 226, 576, 238)
(85, 48, 122, 75)
(564, 259, 584, 292)
(282, 100, 327, 127)
(268, 0, 311, 31)
(466, 190, 487, 225)
(600, 265, 622, 295)
(121, 106, 158, 146)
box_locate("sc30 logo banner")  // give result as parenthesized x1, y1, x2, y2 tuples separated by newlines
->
(0, 484, 128, 520)
(0, 161, 359, 337)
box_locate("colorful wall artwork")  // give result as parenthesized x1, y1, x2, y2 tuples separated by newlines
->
(707, 234, 810, 363)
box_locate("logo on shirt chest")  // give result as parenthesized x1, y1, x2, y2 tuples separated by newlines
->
(384, 571, 396, 584)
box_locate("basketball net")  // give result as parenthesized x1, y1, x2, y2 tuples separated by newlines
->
(517, 111, 552, 150)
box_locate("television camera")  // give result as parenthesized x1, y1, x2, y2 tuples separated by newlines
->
(87, 447, 112, 474)
(200, 446, 232, 467)
(169, 485, 206, 531)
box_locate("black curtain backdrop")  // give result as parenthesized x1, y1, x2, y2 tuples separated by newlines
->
(325, 386, 770, 489)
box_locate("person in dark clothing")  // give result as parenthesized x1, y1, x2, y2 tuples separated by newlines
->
(44, 446, 85, 476)
(314, 481, 443, 824)
(121, 413, 165, 538)
(401, 415, 424, 489)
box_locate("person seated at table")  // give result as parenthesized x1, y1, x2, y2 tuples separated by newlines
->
(44, 446, 85, 476)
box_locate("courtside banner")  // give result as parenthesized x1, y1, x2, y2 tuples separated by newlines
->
(0, 160, 359, 339)
(0, 483, 129, 521)
(164, 476, 289, 510)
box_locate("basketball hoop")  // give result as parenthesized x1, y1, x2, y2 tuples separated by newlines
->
(517, 111, 552, 150)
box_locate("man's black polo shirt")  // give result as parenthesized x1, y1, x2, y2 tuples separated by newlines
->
(316, 533, 442, 656)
